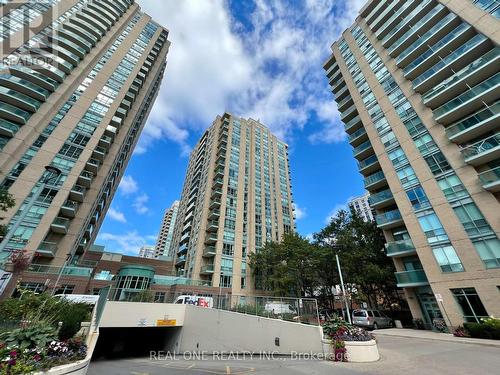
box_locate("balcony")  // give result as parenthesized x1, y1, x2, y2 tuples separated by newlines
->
(344, 115, 363, 133)
(50, 217, 70, 234)
(348, 127, 368, 146)
(460, 133, 500, 166)
(331, 78, 346, 94)
(209, 198, 221, 209)
(211, 188, 223, 198)
(413, 34, 490, 95)
(479, 167, 500, 192)
(78, 171, 93, 187)
(446, 101, 500, 143)
(434, 72, 500, 125)
(0, 101, 31, 124)
(385, 239, 416, 257)
(208, 209, 220, 220)
(180, 232, 190, 244)
(98, 135, 112, 149)
(35, 241, 57, 258)
(340, 104, 358, 123)
(177, 243, 188, 255)
(423, 48, 500, 109)
(205, 233, 218, 244)
(70, 185, 86, 202)
(403, 23, 474, 80)
(358, 155, 380, 175)
(353, 140, 374, 160)
(333, 84, 349, 101)
(206, 220, 218, 232)
(337, 94, 353, 112)
(175, 256, 186, 266)
(364, 170, 387, 190)
(370, 0, 405, 32)
(376, 209, 403, 229)
(92, 146, 106, 161)
(203, 246, 217, 257)
(325, 61, 338, 79)
(200, 264, 215, 275)
(376, 0, 418, 40)
(395, 269, 429, 288)
(61, 200, 79, 218)
(27, 264, 92, 277)
(86, 158, 100, 174)
(0, 119, 19, 138)
(369, 189, 394, 208)
(105, 124, 117, 138)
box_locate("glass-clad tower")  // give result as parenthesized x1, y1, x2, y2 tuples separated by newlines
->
(325, 0, 500, 328)
(171, 113, 295, 295)
(0, 0, 170, 297)
(155, 200, 179, 258)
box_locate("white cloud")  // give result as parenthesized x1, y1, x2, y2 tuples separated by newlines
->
(118, 175, 138, 196)
(135, 0, 365, 153)
(133, 193, 149, 215)
(97, 231, 155, 255)
(325, 196, 355, 224)
(107, 207, 127, 223)
(294, 204, 306, 220)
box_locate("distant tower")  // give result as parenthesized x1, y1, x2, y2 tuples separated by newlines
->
(154, 200, 179, 257)
(348, 193, 374, 222)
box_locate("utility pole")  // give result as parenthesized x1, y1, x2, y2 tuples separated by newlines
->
(336, 254, 351, 324)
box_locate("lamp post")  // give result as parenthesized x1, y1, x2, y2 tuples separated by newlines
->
(336, 254, 352, 324)
(218, 271, 224, 309)
(0, 166, 62, 254)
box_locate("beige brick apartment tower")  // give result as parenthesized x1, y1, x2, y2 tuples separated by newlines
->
(172, 113, 295, 295)
(324, 0, 500, 328)
(0, 0, 170, 296)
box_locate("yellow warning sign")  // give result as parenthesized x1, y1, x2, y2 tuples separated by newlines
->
(156, 319, 176, 326)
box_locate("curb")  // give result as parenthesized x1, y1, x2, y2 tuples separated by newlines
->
(374, 331, 500, 348)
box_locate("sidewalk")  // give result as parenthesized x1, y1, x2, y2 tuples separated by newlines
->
(374, 328, 500, 348)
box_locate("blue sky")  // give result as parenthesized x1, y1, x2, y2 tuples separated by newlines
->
(96, 0, 366, 255)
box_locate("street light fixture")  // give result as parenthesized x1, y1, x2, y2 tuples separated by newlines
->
(218, 271, 224, 309)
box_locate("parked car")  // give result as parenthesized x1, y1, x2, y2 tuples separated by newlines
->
(352, 309, 393, 330)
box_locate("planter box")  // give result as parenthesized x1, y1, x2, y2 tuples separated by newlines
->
(322, 339, 379, 362)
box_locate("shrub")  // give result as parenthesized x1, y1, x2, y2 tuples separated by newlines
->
(0, 323, 57, 349)
(464, 317, 500, 340)
(57, 303, 91, 340)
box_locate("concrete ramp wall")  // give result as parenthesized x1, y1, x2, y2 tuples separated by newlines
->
(179, 305, 323, 354)
(99, 302, 186, 327)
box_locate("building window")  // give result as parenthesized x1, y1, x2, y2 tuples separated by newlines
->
(437, 174, 468, 201)
(220, 275, 232, 288)
(417, 212, 448, 244)
(154, 292, 166, 303)
(14, 282, 45, 297)
(424, 152, 451, 176)
(473, 238, 500, 269)
(406, 185, 430, 211)
(432, 245, 464, 272)
(241, 277, 246, 289)
(451, 288, 488, 323)
(453, 201, 492, 237)
(54, 284, 75, 295)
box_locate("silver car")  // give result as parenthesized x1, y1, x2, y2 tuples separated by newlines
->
(352, 309, 393, 330)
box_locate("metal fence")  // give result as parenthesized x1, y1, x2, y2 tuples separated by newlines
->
(101, 288, 320, 326)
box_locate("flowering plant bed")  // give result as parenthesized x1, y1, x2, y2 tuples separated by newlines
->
(0, 338, 87, 375)
(322, 317, 378, 362)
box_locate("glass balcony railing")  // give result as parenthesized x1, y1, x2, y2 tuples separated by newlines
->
(201, 264, 215, 273)
(0, 118, 19, 137)
(385, 239, 415, 256)
(403, 23, 471, 77)
(434, 72, 500, 121)
(176, 256, 186, 265)
(370, 0, 401, 31)
(0, 101, 31, 124)
(390, 3, 446, 56)
(461, 133, 500, 160)
(397, 12, 457, 64)
(376, 209, 402, 227)
(52, 217, 70, 229)
(27, 264, 92, 277)
(344, 115, 362, 132)
(358, 154, 378, 170)
(36, 241, 57, 257)
(205, 233, 218, 243)
(325, 62, 339, 78)
(376, 0, 416, 39)
(203, 246, 217, 257)
(445, 101, 500, 139)
(369, 189, 393, 206)
(479, 166, 500, 188)
(382, 0, 433, 47)
(337, 94, 353, 109)
(414, 34, 488, 89)
(178, 243, 188, 254)
(364, 170, 386, 188)
(349, 127, 367, 143)
(395, 269, 428, 287)
(423, 48, 500, 104)
(353, 140, 372, 156)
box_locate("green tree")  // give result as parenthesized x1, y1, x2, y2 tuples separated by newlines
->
(0, 187, 15, 238)
(315, 208, 402, 310)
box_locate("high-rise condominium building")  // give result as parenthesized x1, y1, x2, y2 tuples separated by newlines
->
(172, 113, 295, 295)
(325, 0, 500, 328)
(348, 193, 374, 222)
(155, 200, 179, 258)
(0, 0, 170, 296)
(138, 245, 156, 259)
